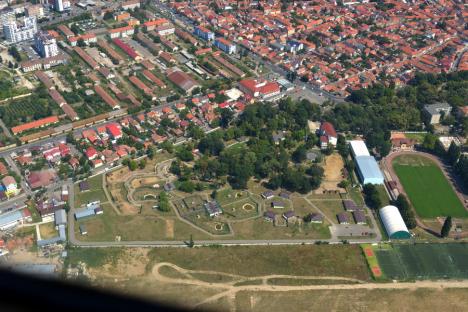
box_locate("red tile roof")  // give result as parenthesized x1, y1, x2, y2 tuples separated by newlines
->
(12, 116, 59, 135)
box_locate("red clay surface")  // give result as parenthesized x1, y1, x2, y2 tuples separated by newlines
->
(372, 266, 382, 277)
(365, 248, 374, 257)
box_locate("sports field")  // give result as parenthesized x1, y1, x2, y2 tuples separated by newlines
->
(392, 154, 467, 218)
(374, 243, 468, 280)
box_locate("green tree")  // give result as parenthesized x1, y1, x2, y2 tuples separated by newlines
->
(363, 184, 381, 210)
(292, 145, 307, 163)
(447, 141, 461, 165)
(129, 160, 138, 171)
(441, 216, 452, 238)
(158, 191, 170, 212)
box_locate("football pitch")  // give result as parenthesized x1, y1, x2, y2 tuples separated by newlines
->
(392, 155, 467, 218)
(374, 243, 468, 280)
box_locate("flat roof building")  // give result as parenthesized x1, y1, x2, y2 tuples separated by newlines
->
(349, 140, 370, 157)
(355, 156, 384, 185)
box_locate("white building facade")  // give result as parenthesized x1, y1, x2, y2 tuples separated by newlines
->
(34, 31, 58, 58)
(3, 16, 37, 43)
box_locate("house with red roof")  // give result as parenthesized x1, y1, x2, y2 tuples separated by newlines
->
(85, 147, 98, 160)
(239, 79, 281, 100)
(319, 122, 337, 149)
(106, 123, 122, 140)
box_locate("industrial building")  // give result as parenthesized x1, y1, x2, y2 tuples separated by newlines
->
(379, 205, 411, 239)
(355, 156, 384, 185)
(349, 140, 370, 157)
(349, 140, 384, 185)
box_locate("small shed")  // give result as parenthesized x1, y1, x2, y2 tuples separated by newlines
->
(271, 201, 285, 209)
(204, 201, 222, 217)
(337, 212, 349, 224)
(79, 224, 87, 235)
(352, 210, 366, 224)
(79, 181, 90, 192)
(342, 200, 358, 211)
(279, 191, 291, 199)
(164, 182, 175, 192)
(261, 190, 274, 199)
(263, 210, 276, 222)
(305, 213, 323, 223)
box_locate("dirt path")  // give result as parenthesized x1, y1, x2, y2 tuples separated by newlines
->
(151, 262, 468, 309)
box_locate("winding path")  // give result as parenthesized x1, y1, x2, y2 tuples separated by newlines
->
(151, 262, 468, 309)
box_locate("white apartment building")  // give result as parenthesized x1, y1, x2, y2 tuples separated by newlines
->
(34, 31, 58, 58)
(3, 16, 37, 43)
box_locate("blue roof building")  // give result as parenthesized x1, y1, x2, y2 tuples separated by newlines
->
(355, 156, 384, 185)
(74, 207, 95, 220)
(0, 210, 23, 230)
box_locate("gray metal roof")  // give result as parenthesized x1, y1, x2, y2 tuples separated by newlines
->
(0, 210, 23, 228)
(355, 156, 384, 182)
(74, 208, 95, 220)
(54, 209, 67, 225)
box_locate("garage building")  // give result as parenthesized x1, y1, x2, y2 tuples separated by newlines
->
(379, 205, 411, 239)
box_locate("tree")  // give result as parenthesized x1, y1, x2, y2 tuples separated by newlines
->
(103, 11, 114, 20)
(422, 133, 438, 151)
(363, 184, 381, 210)
(187, 124, 205, 140)
(77, 38, 86, 47)
(139, 159, 146, 169)
(158, 191, 170, 212)
(176, 146, 194, 161)
(394, 194, 416, 229)
(198, 134, 224, 156)
(188, 234, 194, 248)
(128, 160, 138, 171)
(291, 145, 307, 163)
(441, 216, 452, 238)
(336, 134, 349, 158)
(160, 140, 174, 153)
(178, 180, 195, 193)
(447, 141, 461, 165)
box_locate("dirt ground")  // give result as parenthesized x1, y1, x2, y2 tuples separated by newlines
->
(317, 153, 345, 193)
(80, 248, 468, 312)
(130, 177, 160, 188)
(165, 220, 174, 239)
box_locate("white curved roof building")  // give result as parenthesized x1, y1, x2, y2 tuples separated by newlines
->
(379, 205, 411, 239)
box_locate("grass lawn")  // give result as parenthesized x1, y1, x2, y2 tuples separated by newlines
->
(309, 200, 345, 224)
(39, 222, 58, 240)
(74, 175, 108, 207)
(393, 155, 466, 218)
(75, 203, 213, 242)
(67, 247, 124, 268)
(146, 245, 371, 280)
(230, 217, 331, 240)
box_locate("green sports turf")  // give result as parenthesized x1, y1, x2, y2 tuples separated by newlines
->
(393, 156, 467, 218)
(375, 243, 468, 280)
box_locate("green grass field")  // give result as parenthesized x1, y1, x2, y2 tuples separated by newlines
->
(393, 155, 467, 218)
(146, 245, 371, 280)
(375, 243, 468, 280)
